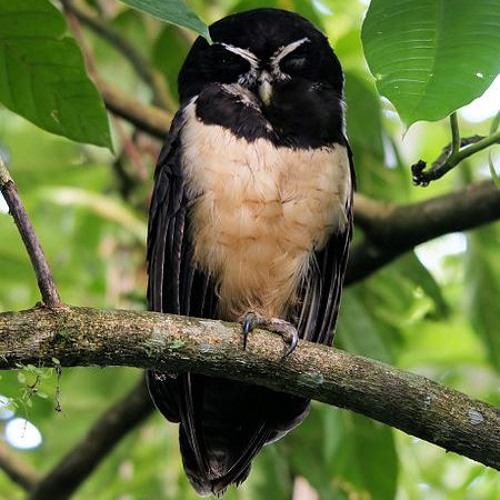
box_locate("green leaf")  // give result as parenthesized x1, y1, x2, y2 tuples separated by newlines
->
(332, 412, 398, 500)
(396, 252, 449, 318)
(119, 0, 210, 40)
(0, 0, 112, 149)
(362, 0, 500, 126)
(229, 0, 325, 29)
(251, 446, 293, 499)
(344, 70, 410, 201)
(488, 151, 500, 189)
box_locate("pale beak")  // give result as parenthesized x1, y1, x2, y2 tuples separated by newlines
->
(258, 70, 272, 105)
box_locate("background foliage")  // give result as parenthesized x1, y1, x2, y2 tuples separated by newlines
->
(0, 0, 499, 499)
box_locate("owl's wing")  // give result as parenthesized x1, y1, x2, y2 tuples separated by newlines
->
(147, 111, 218, 321)
(295, 139, 355, 346)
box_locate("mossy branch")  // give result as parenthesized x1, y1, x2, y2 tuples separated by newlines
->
(0, 305, 498, 471)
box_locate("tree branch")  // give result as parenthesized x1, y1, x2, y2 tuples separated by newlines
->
(0, 306, 498, 470)
(98, 80, 171, 139)
(411, 132, 500, 186)
(0, 158, 61, 307)
(30, 377, 153, 500)
(62, 0, 175, 111)
(348, 180, 500, 284)
(0, 441, 40, 492)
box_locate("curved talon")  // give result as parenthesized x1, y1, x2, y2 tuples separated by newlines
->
(282, 330, 299, 358)
(241, 312, 257, 349)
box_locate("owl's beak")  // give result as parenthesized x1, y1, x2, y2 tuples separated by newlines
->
(258, 70, 273, 105)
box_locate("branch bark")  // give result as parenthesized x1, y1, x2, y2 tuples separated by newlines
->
(347, 180, 500, 284)
(0, 158, 61, 307)
(1, 306, 499, 471)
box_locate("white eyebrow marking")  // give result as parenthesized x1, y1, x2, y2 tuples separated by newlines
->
(218, 43, 260, 68)
(271, 37, 310, 64)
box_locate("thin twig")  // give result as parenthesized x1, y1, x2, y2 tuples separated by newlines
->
(450, 111, 461, 155)
(454, 130, 500, 161)
(412, 131, 500, 186)
(111, 117, 149, 182)
(62, 3, 171, 139)
(62, 1, 172, 141)
(61, 1, 98, 78)
(0, 158, 61, 307)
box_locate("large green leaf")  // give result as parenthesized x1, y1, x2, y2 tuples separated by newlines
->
(395, 252, 449, 318)
(119, 0, 209, 40)
(362, 0, 500, 126)
(250, 446, 293, 499)
(0, 0, 112, 149)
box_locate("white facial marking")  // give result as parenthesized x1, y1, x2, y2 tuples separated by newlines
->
(215, 38, 311, 101)
(269, 37, 310, 82)
(217, 43, 260, 87)
(271, 37, 310, 65)
(219, 43, 259, 67)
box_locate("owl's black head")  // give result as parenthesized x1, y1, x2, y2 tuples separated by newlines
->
(178, 8, 345, 147)
(179, 9, 343, 102)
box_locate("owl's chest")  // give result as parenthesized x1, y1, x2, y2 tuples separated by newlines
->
(177, 98, 350, 318)
(181, 106, 350, 268)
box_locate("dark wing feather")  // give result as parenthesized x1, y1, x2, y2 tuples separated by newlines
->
(295, 139, 355, 345)
(147, 108, 310, 496)
(147, 112, 184, 314)
(147, 111, 218, 319)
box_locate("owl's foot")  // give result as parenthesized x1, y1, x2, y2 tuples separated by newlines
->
(241, 312, 299, 357)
